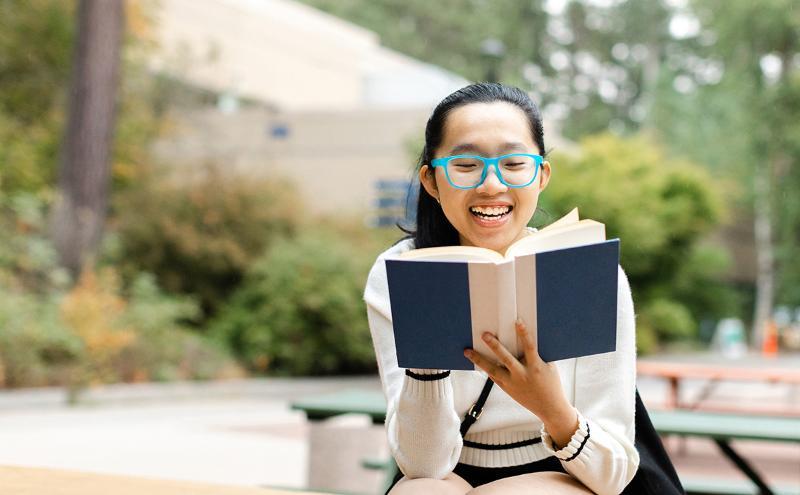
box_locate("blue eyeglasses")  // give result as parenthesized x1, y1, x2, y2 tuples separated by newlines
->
(431, 153, 543, 190)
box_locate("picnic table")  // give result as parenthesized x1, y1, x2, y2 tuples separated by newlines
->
(636, 361, 800, 415)
(291, 389, 800, 495)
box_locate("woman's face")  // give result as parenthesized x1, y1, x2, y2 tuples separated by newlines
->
(420, 101, 551, 253)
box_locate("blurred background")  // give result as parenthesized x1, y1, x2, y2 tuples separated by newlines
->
(0, 0, 798, 493)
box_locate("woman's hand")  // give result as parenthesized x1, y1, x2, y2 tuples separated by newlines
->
(464, 318, 579, 448)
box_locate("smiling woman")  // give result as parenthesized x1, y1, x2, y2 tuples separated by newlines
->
(363, 83, 639, 495)
(419, 101, 550, 254)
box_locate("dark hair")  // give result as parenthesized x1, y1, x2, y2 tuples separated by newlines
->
(403, 82, 546, 249)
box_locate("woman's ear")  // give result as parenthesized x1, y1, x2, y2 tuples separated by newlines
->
(538, 161, 551, 192)
(419, 165, 440, 202)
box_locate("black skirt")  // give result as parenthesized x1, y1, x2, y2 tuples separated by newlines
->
(385, 456, 566, 493)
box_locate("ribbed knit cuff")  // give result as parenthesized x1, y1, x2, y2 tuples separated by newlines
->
(540, 408, 590, 462)
(402, 369, 451, 399)
(405, 369, 450, 380)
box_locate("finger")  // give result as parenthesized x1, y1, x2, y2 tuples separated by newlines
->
(481, 332, 526, 376)
(464, 348, 509, 383)
(516, 318, 541, 364)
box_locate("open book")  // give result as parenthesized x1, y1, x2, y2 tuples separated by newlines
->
(385, 209, 619, 370)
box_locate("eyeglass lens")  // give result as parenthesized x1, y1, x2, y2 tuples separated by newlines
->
(446, 155, 537, 188)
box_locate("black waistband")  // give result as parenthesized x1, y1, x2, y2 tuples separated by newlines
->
(463, 437, 542, 450)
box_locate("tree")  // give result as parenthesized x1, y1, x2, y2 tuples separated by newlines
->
(652, 0, 800, 345)
(51, 0, 126, 277)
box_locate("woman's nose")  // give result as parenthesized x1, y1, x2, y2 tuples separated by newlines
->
(476, 164, 508, 195)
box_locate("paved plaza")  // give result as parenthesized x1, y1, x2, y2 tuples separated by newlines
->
(0, 354, 797, 492)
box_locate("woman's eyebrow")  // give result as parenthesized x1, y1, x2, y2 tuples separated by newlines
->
(449, 142, 529, 155)
(449, 143, 484, 155)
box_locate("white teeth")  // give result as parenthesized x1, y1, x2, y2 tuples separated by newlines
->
(470, 205, 511, 216)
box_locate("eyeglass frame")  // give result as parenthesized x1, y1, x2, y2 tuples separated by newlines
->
(430, 153, 544, 190)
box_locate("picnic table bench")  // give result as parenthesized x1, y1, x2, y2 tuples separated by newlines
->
(291, 390, 800, 495)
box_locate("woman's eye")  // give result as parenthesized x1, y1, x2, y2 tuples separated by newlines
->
(453, 162, 480, 169)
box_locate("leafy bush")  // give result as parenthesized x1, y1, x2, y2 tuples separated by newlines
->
(0, 292, 79, 387)
(60, 267, 240, 392)
(537, 133, 736, 352)
(0, 192, 239, 389)
(211, 229, 377, 376)
(0, 192, 72, 291)
(113, 167, 304, 319)
(60, 269, 138, 393)
(114, 272, 239, 382)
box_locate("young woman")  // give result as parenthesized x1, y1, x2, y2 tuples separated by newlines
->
(364, 83, 639, 495)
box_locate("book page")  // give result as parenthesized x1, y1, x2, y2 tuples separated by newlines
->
(540, 207, 579, 232)
(467, 260, 517, 368)
(513, 254, 537, 358)
(495, 261, 518, 359)
(398, 245, 504, 263)
(505, 220, 606, 258)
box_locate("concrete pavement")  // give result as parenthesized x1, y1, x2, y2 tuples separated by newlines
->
(0, 353, 797, 492)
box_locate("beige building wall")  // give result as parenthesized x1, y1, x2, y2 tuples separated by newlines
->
(149, 0, 376, 110)
(151, 107, 428, 215)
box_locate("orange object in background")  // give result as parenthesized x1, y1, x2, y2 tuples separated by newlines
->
(762, 320, 779, 358)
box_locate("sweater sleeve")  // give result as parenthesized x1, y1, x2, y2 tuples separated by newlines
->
(540, 265, 640, 495)
(363, 245, 464, 479)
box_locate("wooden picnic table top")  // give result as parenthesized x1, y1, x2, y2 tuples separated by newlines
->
(637, 361, 800, 384)
(0, 465, 327, 495)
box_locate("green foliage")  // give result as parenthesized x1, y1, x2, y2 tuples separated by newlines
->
(211, 230, 377, 376)
(0, 0, 73, 192)
(0, 292, 79, 387)
(655, 0, 800, 308)
(114, 272, 236, 383)
(537, 133, 735, 352)
(0, 0, 164, 195)
(113, 168, 304, 319)
(0, 191, 237, 389)
(0, 192, 71, 291)
(639, 299, 695, 342)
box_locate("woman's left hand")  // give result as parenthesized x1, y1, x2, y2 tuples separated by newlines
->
(464, 318, 579, 448)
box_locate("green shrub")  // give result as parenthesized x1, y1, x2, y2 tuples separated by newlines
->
(0, 192, 71, 292)
(60, 267, 241, 391)
(113, 167, 303, 319)
(0, 291, 79, 387)
(211, 230, 377, 376)
(639, 299, 695, 343)
(0, 191, 240, 388)
(113, 272, 239, 382)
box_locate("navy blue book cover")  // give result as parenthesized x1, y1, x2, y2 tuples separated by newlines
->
(385, 260, 474, 369)
(535, 239, 619, 362)
(385, 239, 619, 369)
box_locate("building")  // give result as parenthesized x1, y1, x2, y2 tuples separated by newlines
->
(145, 0, 571, 219)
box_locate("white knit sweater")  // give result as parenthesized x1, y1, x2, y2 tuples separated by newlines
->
(364, 238, 640, 495)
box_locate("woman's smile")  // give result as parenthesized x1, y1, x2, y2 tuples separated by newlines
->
(468, 202, 514, 228)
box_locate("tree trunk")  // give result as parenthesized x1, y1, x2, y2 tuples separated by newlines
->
(51, 0, 125, 278)
(752, 161, 774, 349)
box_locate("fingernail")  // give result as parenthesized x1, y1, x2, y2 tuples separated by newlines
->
(516, 317, 525, 326)
(464, 349, 472, 358)
(482, 332, 492, 342)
